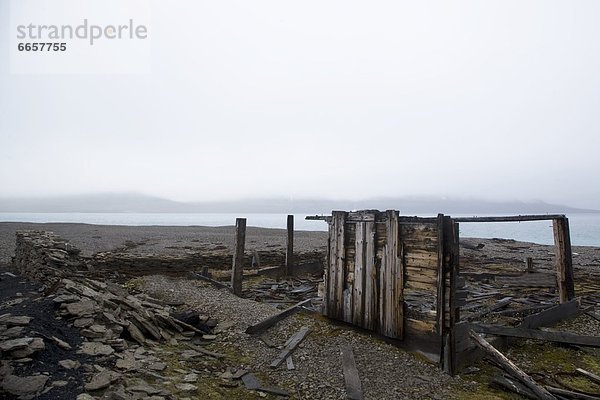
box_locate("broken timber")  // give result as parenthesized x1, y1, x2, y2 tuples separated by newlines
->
(519, 298, 580, 329)
(492, 375, 537, 399)
(340, 345, 364, 400)
(270, 326, 311, 368)
(576, 368, 600, 385)
(546, 386, 600, 400)
(466, 297, 512, 321)
(245, 298, 313, 335)
(468, 331, 556, 400)
(242, 373, 290, 397)
(188, 272, 232, 292)
(470, 324, 600, 347)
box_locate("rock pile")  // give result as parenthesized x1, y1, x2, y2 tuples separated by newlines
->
(0, 313, 50, 399)
(1, 273, 222, 399)
(53, 277, 213, 350)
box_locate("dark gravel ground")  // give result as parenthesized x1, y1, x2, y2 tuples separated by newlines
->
(0, 267, 97, 400)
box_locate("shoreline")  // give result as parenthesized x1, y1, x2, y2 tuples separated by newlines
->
(0, 222, 598, 279)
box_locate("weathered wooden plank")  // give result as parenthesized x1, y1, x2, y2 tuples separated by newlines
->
(353, 222, 366, 327)
(404, 272, 437, 285)
(404, 250, 439, 262)
(400, 224, 438, 236)
(492, 375, 537, 399)
(553, 217, 575, 303)
(469, 331, 556, 400)
(364, 222, 377, 331)
(343, 288, 353, 323)
(405, 280, 437, 292)
(326, 223, 334, 317)
(245, 298, 313, 334)
(347, 211, 377, 222)
(520, 298, 580, 329)
(495, 273, 556, 288)
(404, 266, 438, 278)
(379, 249, 388, 335)
(455, 214, 565, 222)
(546, 386, 599, 400)
(471, 324, 600, 347)
(380, 210, 402, 339)
(340, 345, 364, 400)
(270, 326, 311, 368)
(231, 218, 247, 296)
(404, 257, 438, 269)
(466, 297, 513, 321)
(334, 212, 346, 321)
(391, 211, 403, 340)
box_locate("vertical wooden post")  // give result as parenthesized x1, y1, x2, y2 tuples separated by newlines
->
(231, 218, 247, 296)
(363, 221, 377, 331)
(553, 217, 575, 303)
(328, 211, 346, 320)
(285, 215, 294, 275)
(443, 218, 460, 375)
(436, 213, 446, 367)
(525, 257, 534, 273)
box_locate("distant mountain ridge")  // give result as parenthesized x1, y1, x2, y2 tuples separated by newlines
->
(0, 193, 597, 215)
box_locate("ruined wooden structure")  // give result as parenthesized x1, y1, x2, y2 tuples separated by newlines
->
(311, 210, 459, 371)
(309, 211, 576, 374)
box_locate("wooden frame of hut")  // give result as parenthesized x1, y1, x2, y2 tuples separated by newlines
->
(309, 210, 575, 374)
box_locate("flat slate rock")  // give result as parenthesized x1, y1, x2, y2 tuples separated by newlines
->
(79, 342, 114, 356)
(0, 315, 32, 326)
(1, 374, 49, 398)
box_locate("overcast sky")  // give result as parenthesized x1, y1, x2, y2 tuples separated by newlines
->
(1, 1, 599, 209)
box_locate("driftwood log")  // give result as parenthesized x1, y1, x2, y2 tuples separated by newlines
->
(469, 331, 556, 400)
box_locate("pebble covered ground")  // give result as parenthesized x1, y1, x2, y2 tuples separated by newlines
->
(141, 275, 462, 400)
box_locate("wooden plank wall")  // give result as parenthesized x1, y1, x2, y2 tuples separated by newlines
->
(324, 210, 459, 368)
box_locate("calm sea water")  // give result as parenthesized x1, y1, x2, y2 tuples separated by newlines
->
(0, 212, 599, 247)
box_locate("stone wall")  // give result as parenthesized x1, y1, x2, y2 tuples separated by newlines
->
(13, 231, 325, 281)
(13, 231, 85, 282)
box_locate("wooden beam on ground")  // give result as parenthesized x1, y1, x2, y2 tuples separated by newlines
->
(241, 373, 290, 396)
(553, 217, 575, 303)
(270, 326, 311, 368)
(468, 331, 556, 400)
(546, 386, 600, 400)
(520, 298, 580, 329)
(340, 345, 364, 400)
(285, 214, 294, 275)
(231, 218, 247, 296)
(455, 215, 565, 223)
(467, 297, 513, 321)
(587, 310, 600, 323)
(470, 324, 600, 347)
(245, 298, 313, 335)
(492, 375, 537, 399)
(188, 272, 232, 292)
(576, 368, 600, 385)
